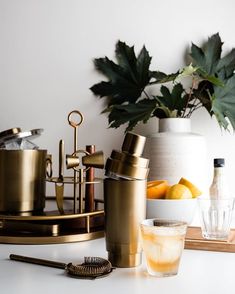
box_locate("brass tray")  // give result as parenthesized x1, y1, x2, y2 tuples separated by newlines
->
(185, 226, 235, 253)
(0, 198, 105, 245)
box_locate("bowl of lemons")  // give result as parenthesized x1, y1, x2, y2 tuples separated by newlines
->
(146, 177, 201, 224)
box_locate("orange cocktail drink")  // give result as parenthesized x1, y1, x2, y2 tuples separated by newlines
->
(140, 219, 187, 277)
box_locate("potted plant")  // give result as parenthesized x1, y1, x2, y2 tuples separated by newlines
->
(90, 33, 235, 189)
(90, 33, 235, 132)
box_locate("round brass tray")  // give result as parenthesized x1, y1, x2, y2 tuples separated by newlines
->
(0, 230, 104, 245)
(0, 198, 105, 245)
(0, 209, 104, 221)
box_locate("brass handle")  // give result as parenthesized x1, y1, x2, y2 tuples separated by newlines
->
(67, 110, 84, 128)
(9, 254, 67, 269)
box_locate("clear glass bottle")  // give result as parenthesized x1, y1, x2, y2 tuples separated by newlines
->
(209, 158, 229, 199)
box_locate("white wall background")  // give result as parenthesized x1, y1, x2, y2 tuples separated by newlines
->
(1, 0, 235, 194)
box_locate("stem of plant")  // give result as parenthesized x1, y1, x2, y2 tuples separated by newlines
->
(182, 77, 197, 118)
(143, 90, 152, 100)
(186, 100, 202, 117)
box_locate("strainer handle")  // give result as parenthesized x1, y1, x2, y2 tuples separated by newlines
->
(9, 254, 67, 269)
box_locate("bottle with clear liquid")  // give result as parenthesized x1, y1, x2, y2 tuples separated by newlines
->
(209, 158, 229, 199)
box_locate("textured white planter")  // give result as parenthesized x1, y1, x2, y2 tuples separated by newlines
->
(147, 118, 208, 191)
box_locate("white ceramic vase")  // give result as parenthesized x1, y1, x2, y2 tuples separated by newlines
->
(147, 118, 208, 191)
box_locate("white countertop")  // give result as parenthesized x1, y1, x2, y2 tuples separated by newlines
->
(0, 236, 234, 294)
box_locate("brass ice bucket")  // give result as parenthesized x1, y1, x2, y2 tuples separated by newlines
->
(0, 150, 47, 213)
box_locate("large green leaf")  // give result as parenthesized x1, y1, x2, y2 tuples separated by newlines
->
(90, 41, 152, 105)
(191, 33, 222, 75)
(212, 75, 235, 130)
(107, 99, 157, 131)
(216, 48, 235, 78)
(155, 83, 188, 116)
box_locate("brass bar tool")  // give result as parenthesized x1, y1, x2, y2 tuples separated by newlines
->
(9, 254, 114, 279)
(85, 145, 95, 212)
(67, 110, 84, 214)
(55, 139, 65, 214)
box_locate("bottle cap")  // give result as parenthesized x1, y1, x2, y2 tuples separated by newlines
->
(214, 158, 225, 167)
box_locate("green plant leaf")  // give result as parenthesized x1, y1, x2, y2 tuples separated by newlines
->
(216, 48, 235, 78)
(90, 41, 151, 104)
(107, 99, 157, 131)
(149, 71, 179, 84)
(191, 33, 222, 75)
(191, 81, 212, 112)
(155, 83, 187, 116)
(196, 68, 224, 86)
(211, 75, 235, 130)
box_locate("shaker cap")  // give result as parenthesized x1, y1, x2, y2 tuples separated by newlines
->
(214, 158, 225, 167)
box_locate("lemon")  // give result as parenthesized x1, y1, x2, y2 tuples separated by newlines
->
(147, 180, 168, 199)
(178, 177, 202, 198)
(166, 184, 193, 199)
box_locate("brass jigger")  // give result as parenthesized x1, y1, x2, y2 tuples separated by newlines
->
(66, 150, 104, 213)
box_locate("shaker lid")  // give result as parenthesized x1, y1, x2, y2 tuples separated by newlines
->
(105, 132, 149, 180)
(214, 158, 225, 167)
(121, 132, 146, 156)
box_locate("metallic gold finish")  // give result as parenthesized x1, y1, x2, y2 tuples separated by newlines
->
(55, 140, 65, 214)
(105, 132, 149, 180)
(121, 132, 146, 156)
(55, 183, 64, 214)
(82, 151, 104, 169)
(66, 154, 80, 169)
(0, 206, 105, 244)
(0, 129, 43, 146)
(66, 150, 104, 170)
(105, 157, 149, 180)
(0, 150, 47, 213)
(85, 145, 95, 212)
(0, 207, 104, 221)
(0, 127, 21, 138)
(68, 110, 84, 214)
(110, 150, 149, 167)
(1, 220, 59, 236)
(67, 110, 84, 129)
(78, 169, 84, 214)
(43, 109, 105, 242)
(9, 255, 114, 279)
(104, 178, 146, 267)
(68, 110, 84, 154)
(58, 140, 64, 181)
(0, 230, 104, 244)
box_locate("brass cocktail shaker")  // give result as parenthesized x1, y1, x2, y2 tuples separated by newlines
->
(104, 132, 149, 267)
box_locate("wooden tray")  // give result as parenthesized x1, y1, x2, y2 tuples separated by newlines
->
(185, 226, 235, 253)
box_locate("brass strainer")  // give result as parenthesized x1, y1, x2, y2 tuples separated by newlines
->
(10, 254, 114, 279)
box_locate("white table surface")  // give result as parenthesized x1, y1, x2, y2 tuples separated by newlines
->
(0, 235, 234, 294)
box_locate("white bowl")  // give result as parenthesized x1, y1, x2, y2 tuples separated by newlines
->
(146, 198, 197, 224)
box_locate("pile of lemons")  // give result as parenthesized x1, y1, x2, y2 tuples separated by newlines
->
(147, 177, 202, 200)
